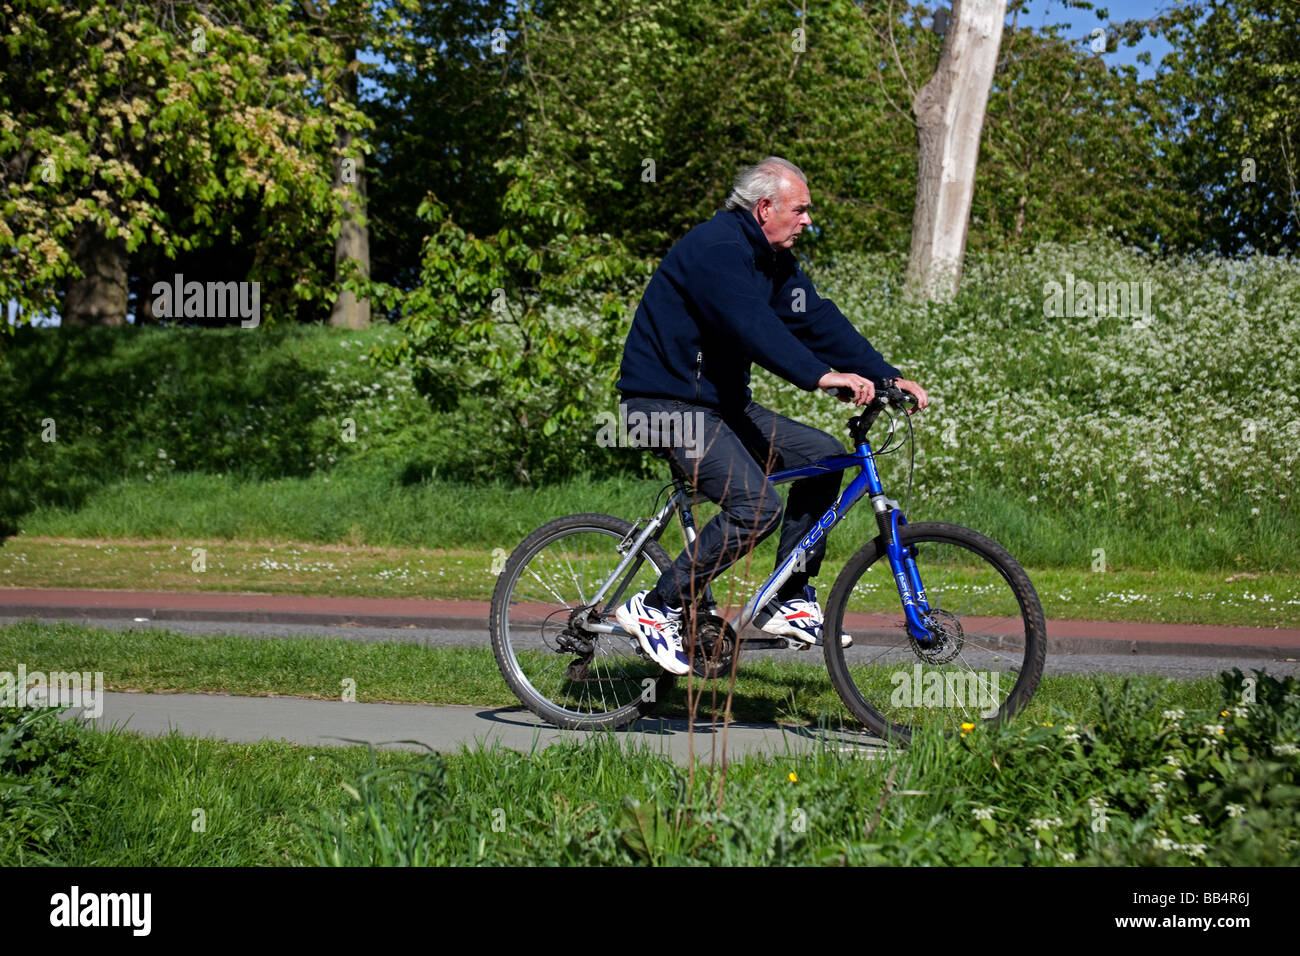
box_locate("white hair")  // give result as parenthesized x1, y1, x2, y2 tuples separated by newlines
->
(724, 156, 807, 212)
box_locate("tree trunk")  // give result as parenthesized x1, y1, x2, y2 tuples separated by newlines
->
(329, 50, 370, 329)
(62, 223, 128, 325)
(906, 0, 1007, 302)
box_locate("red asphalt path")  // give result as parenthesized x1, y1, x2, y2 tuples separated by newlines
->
(2, 588, 1299, 659)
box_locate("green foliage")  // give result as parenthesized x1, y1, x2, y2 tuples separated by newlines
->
(297, 671, 1299, 865)
(1156, 0, 1300, 254)
(301, 747, 463, 866)
(0, 706, 107, 864)
(0, 325, 397, 532)
(973, 10, 1197, 251)
(2, 239, 1296, 554)
(362, 0, 520, 287)
(0, 0, 371, 324)
(367, 166, 647, 482)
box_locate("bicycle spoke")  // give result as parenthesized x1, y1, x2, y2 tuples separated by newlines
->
(827, 523, 1044, 741)
(493, 518, 672, 727)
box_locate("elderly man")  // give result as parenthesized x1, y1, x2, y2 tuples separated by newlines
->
(614, 156, 928, 675)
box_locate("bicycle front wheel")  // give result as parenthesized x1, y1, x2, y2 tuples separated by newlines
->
(824, 521, 1046, 744)
(490, 512, 677, 730)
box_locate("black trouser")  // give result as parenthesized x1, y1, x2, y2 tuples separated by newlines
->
(621, 396, 845, 609)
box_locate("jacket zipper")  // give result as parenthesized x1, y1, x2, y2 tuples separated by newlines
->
(694, 351, 703, 401)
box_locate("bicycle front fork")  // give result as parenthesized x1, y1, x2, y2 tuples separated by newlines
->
(876, 504, 935, 646)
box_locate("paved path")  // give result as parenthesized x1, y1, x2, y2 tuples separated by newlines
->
(4, 587, 1299, 658)
(68, 692, 887, 766)
(8, 586, 1299, 762)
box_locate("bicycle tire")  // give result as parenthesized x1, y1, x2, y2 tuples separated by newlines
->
(823, 521, 1046, 745)
(490, 512, 677, 730)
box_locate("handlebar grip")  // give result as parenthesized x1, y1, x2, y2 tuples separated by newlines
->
(824, 384, 915, 407)
(821, 385, 855, 401)
(886, 385, 917, 406)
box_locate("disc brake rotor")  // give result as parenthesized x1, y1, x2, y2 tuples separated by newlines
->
(912, 608, 964, 664)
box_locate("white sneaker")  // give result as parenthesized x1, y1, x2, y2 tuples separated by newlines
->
(758, 585, 852, 648)
(614, 590, 690, 675)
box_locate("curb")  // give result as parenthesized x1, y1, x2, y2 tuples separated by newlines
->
(3, 599, 1297, 661)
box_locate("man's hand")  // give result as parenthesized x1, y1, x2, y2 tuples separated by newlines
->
(895, 379, 929, 415)
(818, 371, 875, 406)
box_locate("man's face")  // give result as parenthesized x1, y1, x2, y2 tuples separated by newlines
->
(755, 176, 812, 250)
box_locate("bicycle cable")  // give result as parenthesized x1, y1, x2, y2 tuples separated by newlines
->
(866, 396, 918, 518)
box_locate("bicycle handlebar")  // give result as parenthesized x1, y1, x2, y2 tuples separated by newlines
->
(821, 384, 917, 409)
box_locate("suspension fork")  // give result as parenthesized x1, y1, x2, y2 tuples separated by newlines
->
(873, 499, 934, 645)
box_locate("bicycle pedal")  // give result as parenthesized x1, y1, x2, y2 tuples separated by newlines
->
(784, 638, 814, 651)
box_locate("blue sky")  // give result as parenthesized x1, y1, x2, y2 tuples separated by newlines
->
(1008, 0, 1177, 78)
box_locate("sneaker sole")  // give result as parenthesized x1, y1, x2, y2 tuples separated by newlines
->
(761, 621, 853, 648)
(614, 606, 690, 675)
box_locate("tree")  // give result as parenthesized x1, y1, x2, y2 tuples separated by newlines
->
(1156, 0, 1300, 254)
(362, 0, 521, 289)
(905, 0, 1008, 300)
(0, 1, 369, 327)
(970, 5, 1196, 252)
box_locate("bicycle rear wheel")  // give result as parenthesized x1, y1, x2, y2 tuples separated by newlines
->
(490, 512, 676, 730)
(824, 521, 1045, 744)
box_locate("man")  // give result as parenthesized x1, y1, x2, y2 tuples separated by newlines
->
(614, 156, 928, 675)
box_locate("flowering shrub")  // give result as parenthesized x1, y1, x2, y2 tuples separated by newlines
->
(2, 237, 1295, 559)
(761, 240, 1299, 523)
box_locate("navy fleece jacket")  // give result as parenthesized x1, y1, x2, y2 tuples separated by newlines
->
(617, 206, 901, 409)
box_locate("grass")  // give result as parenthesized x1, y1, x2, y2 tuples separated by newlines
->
(12, 464, 1297, 576)
(3, 533, 1298, 627)
(0, 620, 1221, 729)
(10, 668, 1297, 865)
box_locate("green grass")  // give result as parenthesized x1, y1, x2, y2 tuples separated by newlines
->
(12, 465, 1296, 575)
(3, 531, 1298, 627)
(8, 668, 1297, 865)
(0, 620, 1221, 729)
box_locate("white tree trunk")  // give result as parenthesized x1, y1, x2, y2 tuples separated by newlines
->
(906, 0, 1006, 301)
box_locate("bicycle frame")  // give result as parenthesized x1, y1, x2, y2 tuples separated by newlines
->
(584, 418, 937, 647)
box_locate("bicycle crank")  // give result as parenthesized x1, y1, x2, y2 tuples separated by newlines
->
(684, 612, 737, 679)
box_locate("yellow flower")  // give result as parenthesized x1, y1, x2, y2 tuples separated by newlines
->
(788, 772, 797, 783)
(1220, 711, 1228, 717)
(961, 722, 975, 732)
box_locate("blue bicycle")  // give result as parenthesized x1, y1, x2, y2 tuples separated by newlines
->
(490, 385, 1046, 742)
